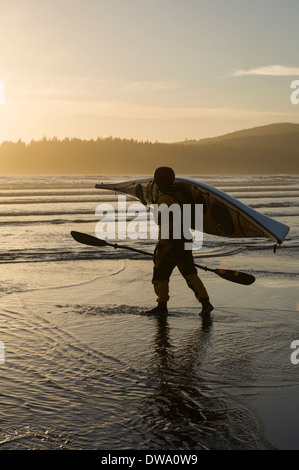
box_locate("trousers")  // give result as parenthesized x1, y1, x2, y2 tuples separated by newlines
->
(152, 241, 209, 303)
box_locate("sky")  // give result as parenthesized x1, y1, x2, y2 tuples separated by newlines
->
(0, 0, 299, 143)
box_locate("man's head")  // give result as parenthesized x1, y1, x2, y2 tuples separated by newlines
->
(154, 166, 175, 191)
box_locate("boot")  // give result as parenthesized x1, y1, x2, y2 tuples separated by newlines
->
(199, 298, 214, 317)
(145, 301, 168, 315)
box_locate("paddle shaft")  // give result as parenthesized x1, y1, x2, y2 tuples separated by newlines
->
(101, 240, 245, 278)
(70, 231, 255, 285)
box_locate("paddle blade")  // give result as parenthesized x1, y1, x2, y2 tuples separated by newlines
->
(71, 231, 108, 247)
(215, 268, 255, 285)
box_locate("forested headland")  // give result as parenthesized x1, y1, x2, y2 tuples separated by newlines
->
(1, 123, 299, 174)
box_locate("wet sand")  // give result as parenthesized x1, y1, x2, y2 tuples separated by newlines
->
(1, 257, 298, 450)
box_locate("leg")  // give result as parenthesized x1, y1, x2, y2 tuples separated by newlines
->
(178, 249, 213, 316)
(152, 243, 176, 300)
(183, 273, 209, 301)
(147, 243, 176, 314)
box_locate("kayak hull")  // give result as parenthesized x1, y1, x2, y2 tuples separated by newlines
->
(95, 177, 290, 245)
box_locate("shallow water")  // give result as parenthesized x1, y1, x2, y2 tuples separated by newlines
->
(0, 174, 298, 450)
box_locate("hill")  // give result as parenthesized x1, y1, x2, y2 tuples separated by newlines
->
(173, 122, 299, 173)
(176, 123, 299, 146)
(0, 123, 298, 174)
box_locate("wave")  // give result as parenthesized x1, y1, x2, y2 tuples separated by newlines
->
(0, 197, 110, 205)
(1, 240, 298, 265)
(0, 175, 297, 268)
(2, 214, 299, 228)
(250, 202, 299, 208)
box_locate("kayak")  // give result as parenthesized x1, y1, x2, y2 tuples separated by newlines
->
(95, 177, 290, 245)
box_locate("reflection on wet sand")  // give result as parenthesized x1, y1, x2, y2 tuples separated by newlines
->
(141, 314, 222, 450)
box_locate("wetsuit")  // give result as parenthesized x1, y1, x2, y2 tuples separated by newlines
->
(152, 184, 209, 304)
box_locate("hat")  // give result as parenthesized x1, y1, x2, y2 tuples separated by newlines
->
(154, 167, 175, 187)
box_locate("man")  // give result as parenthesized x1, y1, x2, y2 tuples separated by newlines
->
(147, 166, 213, 317)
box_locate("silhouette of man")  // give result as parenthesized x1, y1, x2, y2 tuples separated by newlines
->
(147, 166, 213, 317)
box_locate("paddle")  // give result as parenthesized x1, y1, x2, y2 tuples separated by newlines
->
(71, 231, 255, 286)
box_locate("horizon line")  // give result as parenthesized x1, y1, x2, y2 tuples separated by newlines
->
(0, 121, 298, 146)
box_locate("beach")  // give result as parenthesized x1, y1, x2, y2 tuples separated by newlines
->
(0, 174, 298, 450)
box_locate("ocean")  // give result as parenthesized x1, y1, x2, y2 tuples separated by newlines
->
(0, 173, 298, 450)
